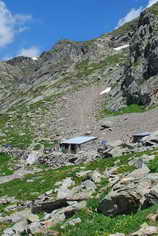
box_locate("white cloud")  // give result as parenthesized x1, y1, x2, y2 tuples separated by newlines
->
(117, 7, 143, 28)
(0, 0, 32, 47)
(147, 0, 158, 8)
(1, 55, 12, 61)
(17, 46, 40, 57)
(116, 0, 158, 28)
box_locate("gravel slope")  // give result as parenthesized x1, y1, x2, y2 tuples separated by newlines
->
(102, 109, 158, 142)
(54, 85, 158, 143)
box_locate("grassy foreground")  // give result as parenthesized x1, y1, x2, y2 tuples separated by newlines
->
(0, 149, 158, 235)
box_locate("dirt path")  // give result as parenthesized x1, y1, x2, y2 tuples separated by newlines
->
(0, 168, 40, 184)
(55, 85, 104, 137)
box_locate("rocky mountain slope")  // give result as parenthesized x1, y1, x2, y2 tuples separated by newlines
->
(1, 4, 158, 148)
(0, 4, 158, 151)
(0, 34, 129, 145)
(121, 9, 158, 107)
(1, 3, 158, 236)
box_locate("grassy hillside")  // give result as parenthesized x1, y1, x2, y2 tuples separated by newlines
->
(0, 149, 158, 235)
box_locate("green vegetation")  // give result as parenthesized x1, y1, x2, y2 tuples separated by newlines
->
(33, 144, 42, 150)
(0, 92, 64, 149)
(4, 131, 33, 149)
(0, 148, 157, 234)
(0, 161, 107, 201)
(37, 139, 55, 149)
(0, 114, 9, 129)
(76, 54, 126, 78)
(55, 204, 158, 236)
(0, 153, 15, 176)
(116, 164, 136, 174)
(0, 151, 140, 201)
(111, 18, 138, 36)
(149, 2, 158, 16)
(0, 223, 11, 235)
(0, 107, 34, 149)
(0, 166, 74, 201)
(100, 104, 145, 118)
(52, 149, 158, 236)
(85, 153, 132, 172)
(148, 153, 158, 172)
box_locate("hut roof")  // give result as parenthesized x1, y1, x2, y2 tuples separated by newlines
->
(61, 136, 97, 145)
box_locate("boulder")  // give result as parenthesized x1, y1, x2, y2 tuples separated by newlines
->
(0, 208, 37, 224)
(90, 170, 102, 183)
(76, 170, 92, 178)
(147, 213, 158, 223)
(100, 119, 113, 130)
(108, 146, 125, 158)
(26, 151, 41, 165)
(81, 180, 96, 192)
(98, 168, 158, 216)
(61, 217, 81, 229)
(128, 154, 155, 169)
(97, 140, 133, 158)
(57, 177, 75, 199)
(2, 220, 28, 236)
(131, 224, 158, 236)
(32, 199, 69, 214)
(27, 222, 43, 234)
(128, 158, 145, 169)
(109, 234, 125, 236)
(142, 131, 158, 146)
(42, 202, 85, 226)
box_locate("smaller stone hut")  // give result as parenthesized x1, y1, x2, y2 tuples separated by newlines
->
(132, 132, 151, 143)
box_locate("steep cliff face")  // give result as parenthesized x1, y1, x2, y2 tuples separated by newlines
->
(121, 9, 158, 108)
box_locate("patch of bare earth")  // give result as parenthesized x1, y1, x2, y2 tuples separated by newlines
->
(55, 85, 104, 137)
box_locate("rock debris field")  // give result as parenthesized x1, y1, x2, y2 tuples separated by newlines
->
(55, 85, 158, 142)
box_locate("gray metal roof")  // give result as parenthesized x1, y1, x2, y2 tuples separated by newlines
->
(133, 132, 151, 137)
(61, 136, 97, 145)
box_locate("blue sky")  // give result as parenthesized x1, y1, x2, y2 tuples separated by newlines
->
(0, 0, 157, 60)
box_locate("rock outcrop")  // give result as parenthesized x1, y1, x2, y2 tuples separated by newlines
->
(121, 10, 158, 108)
(98, 167, 158, 216)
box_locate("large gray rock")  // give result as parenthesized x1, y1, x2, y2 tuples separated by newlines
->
(100, 118, 114, 130)
(98, 168, 158, 216)
(90, 170, 102, 183)
(0, 209, 38, 224)
(27, 222, 43, 234)
(110, 234, 125, 236)
(2, 220, 28, 236)
(56, 177, 97, 201)
(142, 131, 158, 146)
(61, 217, 81, 229)
(131, 224, 158, 236)
(26, 151, 41, 165)
(57, 177, 75, 199)
(128, 154, 155, 169)
(32, 199, 69, 214)
(98, 140, 133, 158)
(81, 180, 96, 191)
